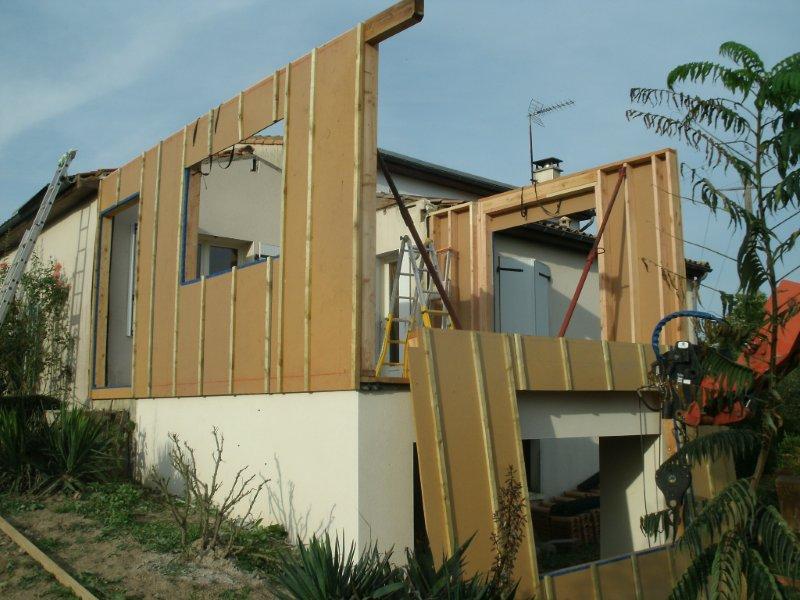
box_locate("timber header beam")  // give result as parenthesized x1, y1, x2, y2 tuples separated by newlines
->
(364, 0, 424, 44)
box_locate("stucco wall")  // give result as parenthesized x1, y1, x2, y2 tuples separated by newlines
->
(1, 199, 98, 403)
(114, 389, 415, 554)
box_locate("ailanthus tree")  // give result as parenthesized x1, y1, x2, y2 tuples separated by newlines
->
(627, 43, 800, 597)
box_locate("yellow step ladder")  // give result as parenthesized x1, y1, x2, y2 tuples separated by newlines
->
(375, 236, 453, 377)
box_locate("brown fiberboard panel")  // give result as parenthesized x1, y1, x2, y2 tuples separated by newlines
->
(233, 261, 269, 394)
(150, 131, 184, 397)
(202, 271, 233, 396)
(308, 29, 359, 391)
(118, 156, 142, 202)
(279, 54, 312, 393)
(175, 282, 202, 396)
(132, 146, 159, 397)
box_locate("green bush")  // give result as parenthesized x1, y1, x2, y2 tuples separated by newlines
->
(0, 256, 74, 401)
(276, 534, 403, 600)
(778, 435, 800, 475)
(39, 406, 120, 494)
(276, 535, 521, 600)
(0, 405, 124, 494)
(0, 408, 45, 492)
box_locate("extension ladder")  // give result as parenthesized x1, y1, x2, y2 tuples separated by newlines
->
(0, 150, 77, 328)
(375, 235, 453, 377)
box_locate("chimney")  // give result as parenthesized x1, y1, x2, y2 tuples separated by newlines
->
(532, 157, 563, 183)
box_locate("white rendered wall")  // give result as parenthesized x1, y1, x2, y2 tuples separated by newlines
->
(123, 389, 415, 555)
(1, 200, 98, 403)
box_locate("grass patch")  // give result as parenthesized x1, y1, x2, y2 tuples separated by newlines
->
(76, 571, 127, 599)
(0, 492, 44, 515)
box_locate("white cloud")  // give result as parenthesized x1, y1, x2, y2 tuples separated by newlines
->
(0, 0, 255, 151)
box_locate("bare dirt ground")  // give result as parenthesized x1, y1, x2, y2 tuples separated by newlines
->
(0, 497, 276, 599)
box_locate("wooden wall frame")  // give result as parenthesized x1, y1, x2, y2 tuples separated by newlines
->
(428, 149, 688, 345)
(90, 0, 423, 399)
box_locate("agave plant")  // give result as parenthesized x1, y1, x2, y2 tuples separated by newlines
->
(0, 407, 46, 492)
(629, 42, 800, 597)
(403, 538, 518, 600)
(276, 534, 404, 600)
(39, 406, 120, 494)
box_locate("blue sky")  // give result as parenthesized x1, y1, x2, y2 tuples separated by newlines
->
(0, 0, 797, 313)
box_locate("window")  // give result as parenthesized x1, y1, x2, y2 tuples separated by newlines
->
(182, 123, 284, 282)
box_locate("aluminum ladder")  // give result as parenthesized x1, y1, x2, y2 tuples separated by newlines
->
(375, 235, 453, 378)
(0, 150, 77, 328)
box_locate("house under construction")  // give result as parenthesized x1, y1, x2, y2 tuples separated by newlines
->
(0, 1, 726, 596)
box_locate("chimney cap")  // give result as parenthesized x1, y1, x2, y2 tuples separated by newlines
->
(532, 157, 563, 169)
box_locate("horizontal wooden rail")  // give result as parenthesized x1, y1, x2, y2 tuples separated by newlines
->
(0, 514, 98, 600)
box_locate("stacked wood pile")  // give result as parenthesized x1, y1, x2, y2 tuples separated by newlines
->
(531, 488, 600, 543)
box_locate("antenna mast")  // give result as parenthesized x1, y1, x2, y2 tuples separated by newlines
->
(527, 99, 574, 184)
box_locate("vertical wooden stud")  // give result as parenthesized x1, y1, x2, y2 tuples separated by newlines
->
(502, 334, 538, 582)
(272, 69, 280, 123)
(171, 127, 188, 397)
(229, 266, 237, 394)
(471, 332, 499, 529)
(560, 337, 573, 391)
(130, 152, 146, 393)
(264, 257, 273, 393)
(303, 49, 317, 392)
(351, 24, 365, 388)
(651, 155, 667, 323)
(197, 276, 206, 396)
(601, 339, 614, 390)
(275, 62, 291, 393)
(422, 328, 456, 554)
(146, 141, 163, 397)
(237, 91, 244, 141)
(543, 576, 555, 600)
(513, 333, 527, 389)
(622, 163, 638, 342)
(590, 562, 603, 600)
(206, 108, 214, 157)
(631, 553, 643, 600)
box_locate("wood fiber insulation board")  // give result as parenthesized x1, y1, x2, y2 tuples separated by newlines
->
(269, 258, 281, 392)
(308, 29, 359, 391)
(233, 260, 270, 394)
(661, 152, 688, 343)
(185, 112, 211, 168)
(149, 131, 184, 397)
(518, 336, 570, 391)
(132, 146, 160, 397)
(549, 567, 596, 600)
(457, 149, 687, 342)
(98, 170, 119, 212)
(278, 54, 312, 393)
(175, 282, 202, 396)
(407, 329, 537, 596)
(210, 96, 241, 155)
(92, 0, 423, 397)
(118, 156, 142, 202)
(565, 338, 609, 391)
(358, 41, 379, 377)
(202, 271, 234, 396)
(543, 545, 690, 600)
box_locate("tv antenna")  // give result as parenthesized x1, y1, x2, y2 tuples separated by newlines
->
(528, 98, 574, 184)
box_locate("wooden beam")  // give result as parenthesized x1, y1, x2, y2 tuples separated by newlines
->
(303, 49, 317, 392)
(0, 514, 98, 600)
(363, 0, 423, 45)
(90, 387, 133, 401)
